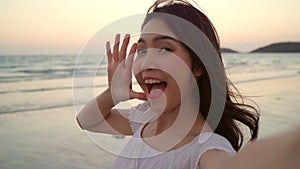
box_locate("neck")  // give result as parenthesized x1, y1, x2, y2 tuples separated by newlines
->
(148, 96, 203, 136)
(142, 98, 210, 152)
(150, 107, 179, 135)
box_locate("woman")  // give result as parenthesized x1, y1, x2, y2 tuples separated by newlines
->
(77, 0, 300, 168)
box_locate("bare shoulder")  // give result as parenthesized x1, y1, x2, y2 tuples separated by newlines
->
(199, 149, 235, 169)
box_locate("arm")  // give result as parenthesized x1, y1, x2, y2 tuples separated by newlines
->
(200, 127, 300, 169)
(76, 88, 132, 135)
(76, 34, 146, 135)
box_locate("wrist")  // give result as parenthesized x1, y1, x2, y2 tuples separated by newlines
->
(97, 88, 119, 107)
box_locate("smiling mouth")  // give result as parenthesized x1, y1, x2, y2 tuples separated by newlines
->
(144, 78, 167, 99)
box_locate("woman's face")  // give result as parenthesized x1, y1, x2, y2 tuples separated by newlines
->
(133, 18, 200, 113)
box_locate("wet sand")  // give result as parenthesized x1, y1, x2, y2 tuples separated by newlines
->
(0, 75, 299, 168)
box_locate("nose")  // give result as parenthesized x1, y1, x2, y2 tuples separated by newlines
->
(134, 48, 160, 74)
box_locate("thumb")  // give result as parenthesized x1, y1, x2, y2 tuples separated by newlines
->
(130, 90, 147, 101)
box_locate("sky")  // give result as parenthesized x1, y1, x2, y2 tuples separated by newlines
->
(0, 0, 299, 54)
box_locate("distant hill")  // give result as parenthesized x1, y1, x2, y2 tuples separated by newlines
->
(221, 48, 239, 53)
(251, 42, 300, 53)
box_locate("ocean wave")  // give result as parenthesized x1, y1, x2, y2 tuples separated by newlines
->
(0, 103, 77, 115)
(0, 69, 107, 83)
(0, 84, 108, 94)
(234, 73, 300, 84)
(0, 71, 299, 94)
(1, 53, 299, 115)
(0, 74, 70, 83)
(0, 74, 299, 115)
(0, 65, 19, 69)
(16, 68, 74, 74)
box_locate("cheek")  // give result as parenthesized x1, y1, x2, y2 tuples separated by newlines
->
(167, 70, 197, 101)
(178, 52, 193, 69)
(134, 73, 143, 87)
(132, 57, 142, 75)
(132, 59, 145, 91)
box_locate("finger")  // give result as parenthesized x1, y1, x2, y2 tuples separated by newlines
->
(106, 41, 113, 63)
(126, 43, 137, 71)
(119, 34, 130, 64)
(113, 34, 120, 63)
(130, 90, 147, 101)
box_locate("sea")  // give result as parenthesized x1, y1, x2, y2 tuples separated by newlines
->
(0, 53, 299, 115)
(0, 53, 300, 168)
(0, 53, 300, 115)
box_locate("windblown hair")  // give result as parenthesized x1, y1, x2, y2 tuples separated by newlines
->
(143, 0, 260, 151)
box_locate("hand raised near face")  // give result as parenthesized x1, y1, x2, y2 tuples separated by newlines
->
(106, 34, 146, 103)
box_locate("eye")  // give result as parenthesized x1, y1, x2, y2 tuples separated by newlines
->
(159, 47, 173, 53)
(137, 48, 147, 56)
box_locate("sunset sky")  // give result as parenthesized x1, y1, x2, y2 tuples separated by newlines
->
(1, 0, 299, 54)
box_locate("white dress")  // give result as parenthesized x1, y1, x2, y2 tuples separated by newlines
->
(111, 102, 236, 169)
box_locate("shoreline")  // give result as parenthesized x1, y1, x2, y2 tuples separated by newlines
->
(0, 75, 299, 168)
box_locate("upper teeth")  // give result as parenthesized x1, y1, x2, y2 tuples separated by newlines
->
(145, 79, 162, 84)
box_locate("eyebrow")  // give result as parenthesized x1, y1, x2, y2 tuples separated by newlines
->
(137, 35, 179, 44)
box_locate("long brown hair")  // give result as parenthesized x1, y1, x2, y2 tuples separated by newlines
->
(143, 0, 260, 151)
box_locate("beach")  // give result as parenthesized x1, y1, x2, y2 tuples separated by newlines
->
(0, 53, 299, 168)
(0, 75, 299, 169)
(236, 75, 300, 137)
(0, 107, 116, 169)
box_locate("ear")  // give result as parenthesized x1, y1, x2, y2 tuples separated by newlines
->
(193, 67, 203, 77)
